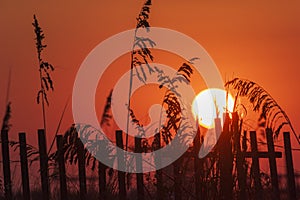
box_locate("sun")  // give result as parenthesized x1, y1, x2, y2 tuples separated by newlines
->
(192, 88, 235, 129)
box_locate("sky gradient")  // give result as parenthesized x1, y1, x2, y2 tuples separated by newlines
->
(1, 0, 300, 169)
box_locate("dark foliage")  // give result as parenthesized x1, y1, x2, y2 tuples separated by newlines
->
(126, 0, 154, 150)
(128, 107, 150, 152)
(10, 140, 40, 166)
(33, 15, 54, 106)
(100, 90, 113, 127)
(1, 102, 12, 132)
(160, 92, 181, 144)
(127, 61, 194, 149)
(155, 61, 194, 145)
(132, 0, 155, 83)
(63, 89, 117, 170)
(63, 124, 100, 170)
(57, 123, 115, 195)
(156, 62, 193, 97)
(225, 78, 299, 143)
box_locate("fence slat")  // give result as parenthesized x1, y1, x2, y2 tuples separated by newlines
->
(19, 132, 30, 200)
(266, 129, 280, 200)
(250, 131, 262, 199)
(174, 159, 182, 200)
(283, 132, 296, 200)
(193, 123, 202, 200)
(77, 138, 87, 199)
(232, 113, 246, 200)
(38, 129, 49, 200)
(116, 130, 126, 200)
(56, 135, 68, 200)
(135, 137, 144, 200)
(219, 114, 233, 200)
(153, 133, 163, 200)
(97, 139, 107, 200)
(1, 129, 12, 200)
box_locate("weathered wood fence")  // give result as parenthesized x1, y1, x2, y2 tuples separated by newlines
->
(0, 124, 298, 199)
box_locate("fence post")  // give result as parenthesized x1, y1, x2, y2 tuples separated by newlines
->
(250, 131, 262, 199)
(98, 140, 107, 200)
(116, 130, 126, 200)
(77, 138, 87, 199)
(232, 113, 246, 199)
(1, 129, 12, 200)
(153, 133, 163, 200)
(135, 137, 144, 200)
(193, 123, 202, 200)
(19, 132, 30, 200)
(219, 113, 233, 200)
(283, 132, 296, 200)
(266, 128, 279, 200)
(174, 159, 182, 200)
(38, 129, 49, 200)
(242, 131, 247, 152)
(56, 135, 68, 200)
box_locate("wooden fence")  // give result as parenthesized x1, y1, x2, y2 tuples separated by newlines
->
(0, 124, 298, 199)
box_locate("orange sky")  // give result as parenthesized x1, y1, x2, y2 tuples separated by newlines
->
(1, 1, 300, 171)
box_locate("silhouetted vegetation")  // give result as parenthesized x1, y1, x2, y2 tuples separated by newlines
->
(226, 78, 299, 142)
(126, 0, 154, 150)
(32, 14, 55, 133)
(1, 103, 11, 132)
(1, 1, 299, 200)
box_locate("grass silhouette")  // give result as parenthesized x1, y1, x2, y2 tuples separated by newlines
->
(32, 14, 55, 135)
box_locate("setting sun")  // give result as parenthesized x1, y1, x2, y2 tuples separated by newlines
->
(192, 88, 234, 128)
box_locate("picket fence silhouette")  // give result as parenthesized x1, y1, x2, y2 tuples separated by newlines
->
(1, 125, 298, 200)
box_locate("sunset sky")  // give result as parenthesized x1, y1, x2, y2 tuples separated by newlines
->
(1, 0, 300, 171)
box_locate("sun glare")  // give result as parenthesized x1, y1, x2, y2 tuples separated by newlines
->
(192, 88, 235, 129)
